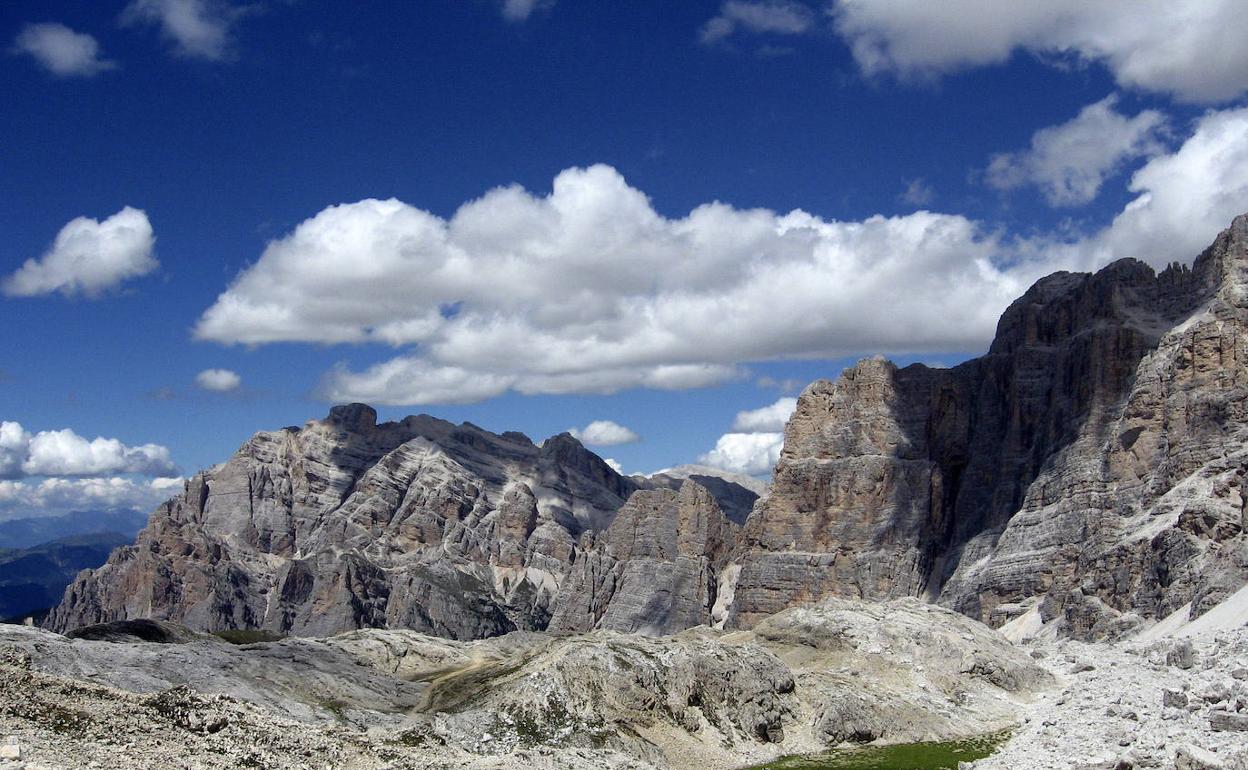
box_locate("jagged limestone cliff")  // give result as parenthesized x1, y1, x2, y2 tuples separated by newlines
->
(547, 480, 737, 634)
(730, 214, 1248, 638)
(47, 404, 756, 638)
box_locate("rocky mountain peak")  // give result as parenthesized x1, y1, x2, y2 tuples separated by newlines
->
(730, 213, 1248, 638)
(1192, 210, 1248, 305)
(548, 478, 738, 634)
(322, 402, 378, 431)
(538, 431, 634, 503)
(46, 405, 755, 640)
(45, 213, 1248, 644)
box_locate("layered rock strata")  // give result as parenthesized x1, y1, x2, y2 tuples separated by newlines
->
(731, 215, 1248, 638)
(48, 407, 756, 639)
(47, 214, 1248, 643)
(547, 480, 736, 634)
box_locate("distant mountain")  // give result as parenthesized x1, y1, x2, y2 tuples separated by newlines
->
(48, 407, 761, 638)
(0, 532, 131, 621)
(45, 216, 1248, 644)
(0, 509, 149, 550)
(644, 464, 766, 525)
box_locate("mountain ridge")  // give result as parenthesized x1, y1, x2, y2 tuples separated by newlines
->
(46, 405, 758, 638)
(47, 214, 1248, 642)
(729, 214, 1248, 638)
(0, 508, 148, 550)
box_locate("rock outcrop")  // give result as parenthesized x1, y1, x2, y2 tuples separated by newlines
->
(3, 597, 1048, 770)
(547, 480, 736, 634)
(45, 408, 754, 639)
(731, 214, 1248, 638)
(644, 464, 767, 525)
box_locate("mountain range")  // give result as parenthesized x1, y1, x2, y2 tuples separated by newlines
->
(0, 508, 147, 550)
(0, 532, 131, 621)
(46, 214, 1248, 644)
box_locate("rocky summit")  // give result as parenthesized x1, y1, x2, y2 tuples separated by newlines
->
(45, 214, 1248, 646)
(731, 214, 1248, 640)
(45, 406, 758, 639)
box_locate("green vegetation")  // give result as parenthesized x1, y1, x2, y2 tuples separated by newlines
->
(748, 732, 1009, 770)
(211, 629, 286, 645)
(317, 698, 350, 722)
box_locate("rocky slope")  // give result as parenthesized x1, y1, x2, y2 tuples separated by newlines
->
(730, 214, 1248, 640)
(971, 601, 1248, 770)
(46, 407, 757, 640)
(2, 597, 1047, 770)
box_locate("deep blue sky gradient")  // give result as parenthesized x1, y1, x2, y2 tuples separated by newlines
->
(0, 1, 1209, 477)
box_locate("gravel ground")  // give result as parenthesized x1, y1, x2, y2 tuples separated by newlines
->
(0, 604, 1243, 770)
(966, 629, 1248, 770)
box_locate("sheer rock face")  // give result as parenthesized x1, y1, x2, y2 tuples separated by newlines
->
(547, 480, 737, 634)
(46, 409, 645, 639)
(731, 214, 1248, 638)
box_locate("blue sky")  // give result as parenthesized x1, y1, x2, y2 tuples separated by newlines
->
(2, 0, 1247, 517)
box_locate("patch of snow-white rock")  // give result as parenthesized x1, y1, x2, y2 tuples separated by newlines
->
(969, 585, 1248, 770)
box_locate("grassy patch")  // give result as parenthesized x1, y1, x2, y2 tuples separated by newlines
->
(748, 732, 1009, 770)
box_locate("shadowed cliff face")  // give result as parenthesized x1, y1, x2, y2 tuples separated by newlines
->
(547, 480, 737, 635)
(731, 215, 1248, 638)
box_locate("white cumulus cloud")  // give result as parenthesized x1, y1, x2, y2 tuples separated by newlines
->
(13, 22, 117, 77)
(701, 1, 816, 44)
(0, 422, 31, 479)
(832, 0, 1248, 103)
(121, 0, 241, 60)
(196, 103, 1248, 406)
(0, 476, 184, 519)
(986, 95, 1168, 206)
(699, 396, 799, 476)
(731, 397, 798, 432)
(568, 420, 640, 446)
(196, 167, 1059, 404)
(3, 207, 157, 298)
(1094, 106, 1248, 265)
(698, 432, 785, 477)
(195, 368, 241, 391)
(0, 421, 177, 479)
(23, 430, 177, 478)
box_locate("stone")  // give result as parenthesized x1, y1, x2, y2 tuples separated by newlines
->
(1170, 641, 1198, 671)
(2, 597, 1048, 770)
(547, 480, 736, 635)
(36, 211, 1248, 647)
(1175, 744, 1226, 769)
(1210, 711, 1248, 731)
(0, 745, 18, 761)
